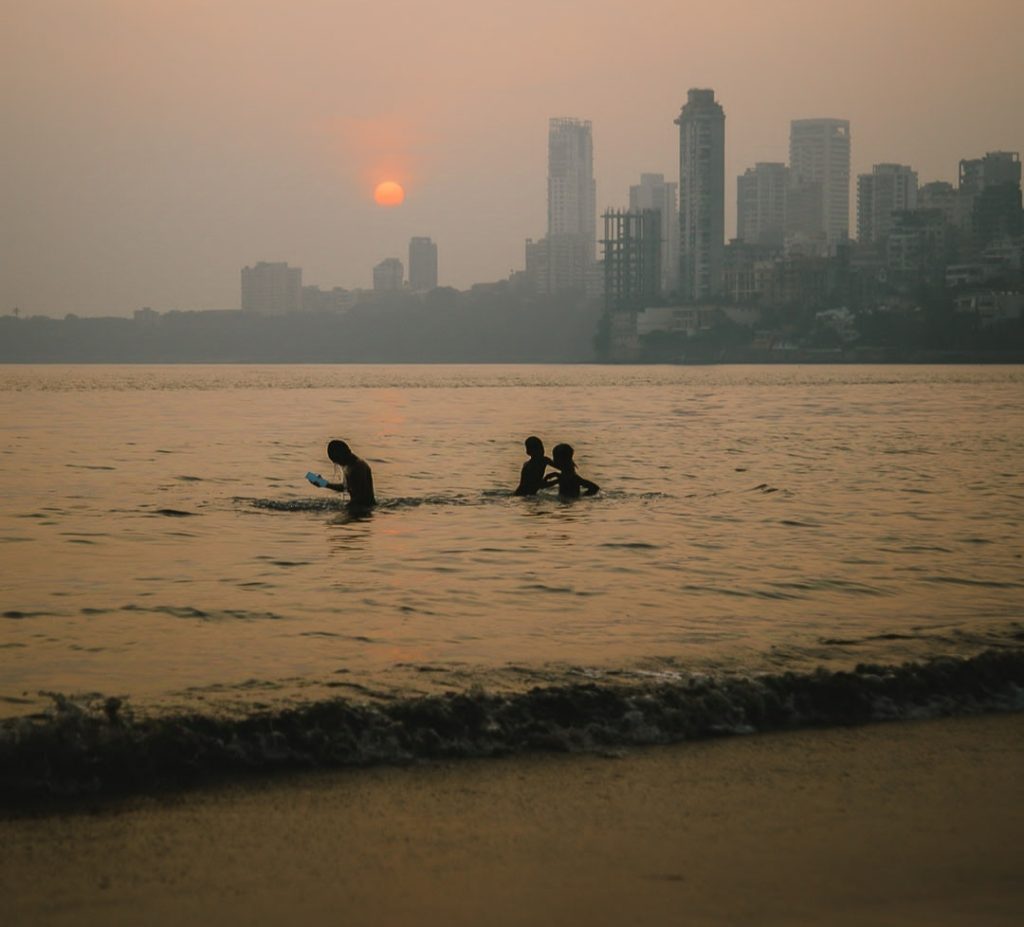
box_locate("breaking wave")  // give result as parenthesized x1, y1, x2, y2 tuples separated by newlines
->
(2, 649, 1022, 806)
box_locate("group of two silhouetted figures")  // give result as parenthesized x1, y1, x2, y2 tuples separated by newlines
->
(511, 436, 599, 498)
(319, 436, 598, 509)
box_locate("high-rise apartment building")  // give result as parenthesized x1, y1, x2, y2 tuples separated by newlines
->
(958, 151, 1022, 246)
(918, 181, 958, 222)
(737, 162, 788, 250)
(629, 173, 679, 293)
(372, 258, 404, 292)
(675, 89, 725, 301)
(788, 119, 851, 245)
(915, 180, 975, 236)
(241, 261, 302, 314)
(856, 163, 918, 245)
(408, 237, 438, 291)
(548, 117, 596, 242)
(959, 150, 1022, 192)
(538, 117, 597, 293)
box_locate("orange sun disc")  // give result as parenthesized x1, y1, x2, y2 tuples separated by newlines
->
(374, 181, 405, 206)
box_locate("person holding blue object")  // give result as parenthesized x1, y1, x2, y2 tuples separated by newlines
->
(308, 440, 376, 508)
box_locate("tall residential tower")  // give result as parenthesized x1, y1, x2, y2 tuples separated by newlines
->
(959, 151, 1023, 246)
(548, 117, 596, 241)
(788, 118, 851, 246)
(737, 162, 789, 250)
(408, 237, 438, 291)
(629, 173, 679, 294)
(544, 117, 597, 293)
(675, 89, 725, 301)
(856, 163, 918, 246)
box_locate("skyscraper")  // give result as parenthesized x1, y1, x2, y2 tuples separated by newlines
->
(856, 163, 918, 245)
(788, 119, 851, 245)
(408, 237, 438, 291)
(548, 117, 596, 243)
(241, 261, 302, 314)
(675, 89, 725, 301)
(737, 162, 789, 249)
(545, 117, 596, 293)
(629, 173, 679, 293)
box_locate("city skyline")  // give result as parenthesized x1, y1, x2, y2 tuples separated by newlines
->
(3, 0, 1023, 315)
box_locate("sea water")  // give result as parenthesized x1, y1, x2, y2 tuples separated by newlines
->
(1, 365, 1022, 793)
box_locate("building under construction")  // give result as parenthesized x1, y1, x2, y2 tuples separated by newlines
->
(601, 209, 662, 311)
(600, 209, 662, 360)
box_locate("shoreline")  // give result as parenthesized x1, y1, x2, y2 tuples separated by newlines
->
(4, 648, 1023, 805)
(3, 712, 1022, 926)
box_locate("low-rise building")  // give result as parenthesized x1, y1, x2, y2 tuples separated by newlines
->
(945, 263, 1000, 288)
(953, 291, 1023, 327)
(241, 262, 303, 314)
(886, 208, 949, 277)
(814, 307, 858, 342)
(722, 241, 776, 303)
(372, 258, 404, 292)
(302, 286, 354, 313)
(982, 236, 1024, 274)
(636, 304, 761, 337)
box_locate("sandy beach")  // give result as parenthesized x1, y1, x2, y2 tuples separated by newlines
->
(2, 712, 1021, 926)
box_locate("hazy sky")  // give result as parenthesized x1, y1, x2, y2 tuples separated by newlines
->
(3, 0, 1023, 316)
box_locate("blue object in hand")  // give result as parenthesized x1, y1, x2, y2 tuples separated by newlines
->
(306, 472, 329, 488)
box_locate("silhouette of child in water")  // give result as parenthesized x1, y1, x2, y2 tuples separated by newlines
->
(549, 443, 599, 498)
(513, 436, 554, 496)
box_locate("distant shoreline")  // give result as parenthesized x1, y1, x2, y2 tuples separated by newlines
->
(1, 355, 1023, 365)
(3, 305, 1022, 364)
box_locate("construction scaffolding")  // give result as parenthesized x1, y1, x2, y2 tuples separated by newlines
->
(601, 209, 662, 312)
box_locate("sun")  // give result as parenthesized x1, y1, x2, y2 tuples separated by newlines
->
(374, 181, 405, 206)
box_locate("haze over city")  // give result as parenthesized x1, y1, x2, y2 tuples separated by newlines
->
(4, 3, 1024, 921)
(3, 0, 1023, 316)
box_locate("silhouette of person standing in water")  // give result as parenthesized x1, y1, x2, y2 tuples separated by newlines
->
(513, 435, 554, 496)
(324, 440, 376, 508)
(549, 443, 599, 498)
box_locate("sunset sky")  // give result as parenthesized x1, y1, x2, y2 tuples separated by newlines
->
(3, 0, 1022, 315)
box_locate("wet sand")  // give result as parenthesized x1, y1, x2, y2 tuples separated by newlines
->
(2, 714, 1021, 927)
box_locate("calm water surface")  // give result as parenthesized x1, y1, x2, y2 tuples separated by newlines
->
(1, 364, 1022, 718)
